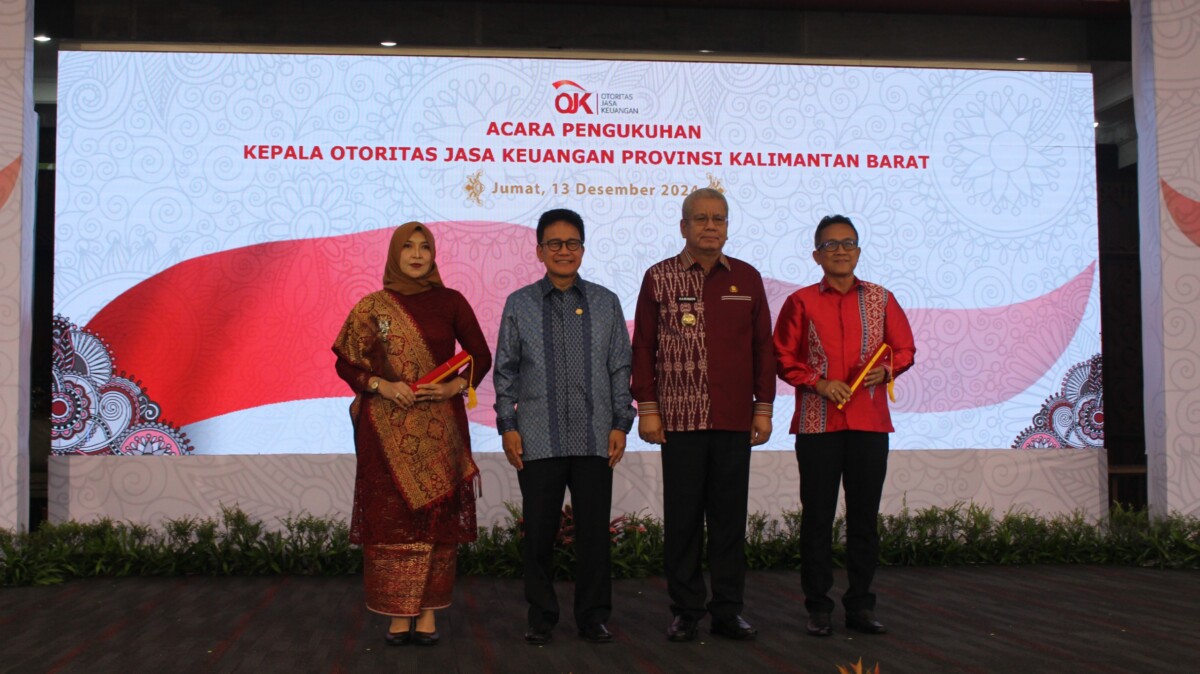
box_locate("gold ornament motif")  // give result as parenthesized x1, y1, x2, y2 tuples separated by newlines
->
(681, 312, 697, 327)
(706, 173, 726, 193)
(464, 170, 485, 206)
(730, 285, 738, 293)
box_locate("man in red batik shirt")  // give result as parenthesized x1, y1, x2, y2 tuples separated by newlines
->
(632, 188, 775, 643)
(773, 214, 916, 638)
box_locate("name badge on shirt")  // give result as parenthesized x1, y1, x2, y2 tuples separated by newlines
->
(676, 295, 697, 316)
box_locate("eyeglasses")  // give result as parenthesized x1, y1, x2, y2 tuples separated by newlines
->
(540, 238, 583, 252)
(688, 215, 728, 226)
(816, 238, 859, 253)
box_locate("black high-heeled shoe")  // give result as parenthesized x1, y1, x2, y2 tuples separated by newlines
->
(412, 629, 440, 646)
(385, 625, 412, 646)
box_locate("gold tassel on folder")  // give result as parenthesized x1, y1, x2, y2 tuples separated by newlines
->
(466, 357, 478, 410)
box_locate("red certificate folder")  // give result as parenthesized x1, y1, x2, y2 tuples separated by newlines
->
(409, 350, 477, 408)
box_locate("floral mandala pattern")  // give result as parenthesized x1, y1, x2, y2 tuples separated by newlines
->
(947, 90, 1060, 216)
(51, 315, 193, 456)
(917, 71, 1090, 257)
(1012, 354, 1103, 449)
(262, 175, 354, 240)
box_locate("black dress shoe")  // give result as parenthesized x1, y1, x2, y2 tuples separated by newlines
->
(845, 609, 887, 635)
(578, 623, 613, 643)
(524, 627, 554, 645)
(711, 615, 758, 641)
(412, 630, 440, 646)
(666, 616, 699, 642)
(385, 629, 412, 646)
(806, 612, 833, 637)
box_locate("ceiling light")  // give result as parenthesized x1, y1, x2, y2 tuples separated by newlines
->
(380, 41, 397, 47)
(1015, 57, 1027, 61)
(34, 35, 52, 42)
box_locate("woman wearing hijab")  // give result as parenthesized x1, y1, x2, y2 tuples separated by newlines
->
(332, 222, 492, 646)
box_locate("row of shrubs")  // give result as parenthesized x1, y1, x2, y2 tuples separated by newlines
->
(2, 503, 1197, 586)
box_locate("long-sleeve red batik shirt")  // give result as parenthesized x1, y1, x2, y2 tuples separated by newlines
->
(773, 277, 915, 434)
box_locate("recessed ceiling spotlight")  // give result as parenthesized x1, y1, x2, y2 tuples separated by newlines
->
(1015, 57, 1027, 61)
(380, 41, 397, 47)
(34, 35, 52, 42)
(1094, 122, 1100, 128)
(699, 49, 713, 54)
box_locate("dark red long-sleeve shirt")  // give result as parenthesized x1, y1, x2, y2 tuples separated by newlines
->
(631, 251, 775, 432)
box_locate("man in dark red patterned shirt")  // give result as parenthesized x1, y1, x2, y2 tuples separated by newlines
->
(773, 214, 915, 638)
(631, 188, 775, 643)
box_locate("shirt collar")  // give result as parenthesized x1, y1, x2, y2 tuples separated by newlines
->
(538, 274, 585, 296)
(678, 249, 731, 272)
(818, 276, 861, 294)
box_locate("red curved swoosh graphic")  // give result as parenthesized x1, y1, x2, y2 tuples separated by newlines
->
(763, 262, 1095, 413)
(86, 222, 545, 428)
(0, 155, 21, 211)
(891, 262, 1094, 412)
(88, 224, 1093, 427)
(1162, 179, 1200, 247)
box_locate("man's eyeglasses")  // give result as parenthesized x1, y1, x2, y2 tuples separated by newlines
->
(688, 215, 728, 226)
(540, 238, 583, 252)
(816, 238, 859, 253)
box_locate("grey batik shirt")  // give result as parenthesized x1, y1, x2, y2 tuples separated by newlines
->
(493, 276, 635, 461)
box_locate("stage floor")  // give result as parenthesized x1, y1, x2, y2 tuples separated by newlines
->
(3, 566, 1197, 673)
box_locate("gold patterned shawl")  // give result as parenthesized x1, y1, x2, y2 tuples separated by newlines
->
(334, 289, 475, 511)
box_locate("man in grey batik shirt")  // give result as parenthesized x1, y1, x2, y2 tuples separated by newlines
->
(493, 208, 635, 646)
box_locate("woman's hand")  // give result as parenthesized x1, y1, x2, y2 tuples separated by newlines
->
(414, 381, 458, 404)
(377, 380, 416, 411)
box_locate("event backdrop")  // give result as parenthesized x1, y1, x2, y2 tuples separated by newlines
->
(52, 50, 1101, 456)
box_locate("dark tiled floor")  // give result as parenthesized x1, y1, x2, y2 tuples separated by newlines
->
(2, 566, 1197, 673)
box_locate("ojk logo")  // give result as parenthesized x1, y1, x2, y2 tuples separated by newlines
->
(553, 80, 594, 115)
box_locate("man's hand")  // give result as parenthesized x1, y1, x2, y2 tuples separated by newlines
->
(608, 430, 627, 468)
(501, 430, 524, 471)
(638, 414, 666, 445)
(861, 366, 887, 387)
(815, 378, 853, 407)
(751, 415, 772, 446)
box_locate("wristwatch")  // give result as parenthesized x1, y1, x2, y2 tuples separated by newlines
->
(369, 378, 380, 392)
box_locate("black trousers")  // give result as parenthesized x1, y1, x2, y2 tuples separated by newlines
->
(795, 430, 889, 614)
(661, 430, 751, 622)
(517, 456, 613, 630)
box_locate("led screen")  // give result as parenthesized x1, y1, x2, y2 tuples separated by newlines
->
(52, 50, 1100, 455)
